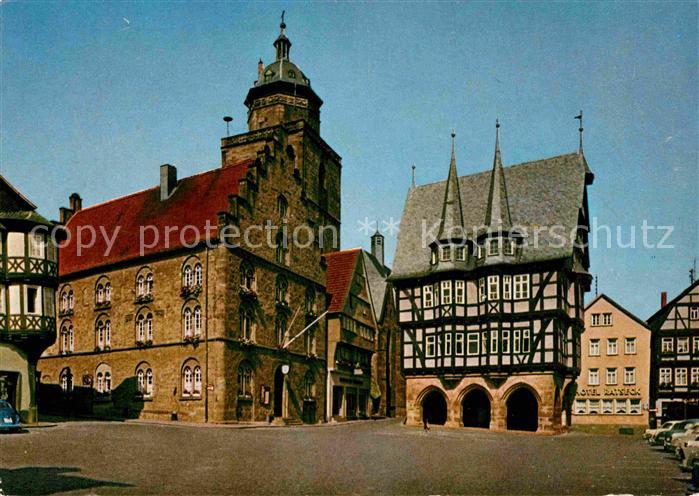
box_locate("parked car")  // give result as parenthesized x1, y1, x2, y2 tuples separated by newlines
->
(653, 419, 699, 447)
(0, 400, 21, 432)
(665, 423, 699, 452)
(648, 420, 681, 445)
(679, 437, 699, 469)
(644, 420, 680, 441)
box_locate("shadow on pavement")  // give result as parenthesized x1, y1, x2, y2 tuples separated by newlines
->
(0, 467, 132, 496)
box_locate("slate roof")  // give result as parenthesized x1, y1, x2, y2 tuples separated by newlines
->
(363, 250, 392, 323)
(484, 122, 513, 232)
(391, 152, 590, 280)
(0, 175, 52, 226)
(324, 248, 361, 314)
(436, 136, 465, 240)
(60, 160, 253, 277)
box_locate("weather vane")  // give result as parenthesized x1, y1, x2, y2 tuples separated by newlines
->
(281, 10, 285, 26)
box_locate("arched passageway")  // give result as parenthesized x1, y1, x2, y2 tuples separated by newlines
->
(506, 388, 538, 432)
(461, 388, 491, 428)
(422, 390, 447, 426)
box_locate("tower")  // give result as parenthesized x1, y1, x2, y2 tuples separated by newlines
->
(244, 17, 323, 133)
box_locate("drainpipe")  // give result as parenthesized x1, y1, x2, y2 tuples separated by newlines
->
(204, 246, 210, 423)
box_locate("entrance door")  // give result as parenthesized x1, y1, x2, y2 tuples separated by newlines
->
(273, 367, 284, 418)
(506, 388, 539, 432)
(422, 390, 447, 425)
(462, 388, 491, 428)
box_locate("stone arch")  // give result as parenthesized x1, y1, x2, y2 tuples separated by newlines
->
(503, 383, 540, 432)
(417, 386, 448, 426)
(458, 385, 492, 428)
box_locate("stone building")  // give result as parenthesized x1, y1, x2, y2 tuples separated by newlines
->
(37, 19, 341, 424)
(0, 175, 60, 423)
(390, 124, 593, 432)
(323, 237, 403, 421)
(647, 280, 699, 423)
(572, 294, 651, 427)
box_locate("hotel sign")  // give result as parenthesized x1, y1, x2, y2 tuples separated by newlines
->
(576, 387, 642, 397)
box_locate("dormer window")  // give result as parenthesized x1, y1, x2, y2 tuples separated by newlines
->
(440, 246, 451, 262)
(288, 70, 296, 79)
(503, 238, 514, 255)
(264, 69, 274, 82)
(488, 239, 499, 256)
(455, 246, 466, 261)
(430, 249, 437, 265)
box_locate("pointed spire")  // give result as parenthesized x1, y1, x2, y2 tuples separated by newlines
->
(484, 119, 512, 231)
(437, 131, 465, 240)
(575, 110, 584, 155)
(274, 11, 292, 61)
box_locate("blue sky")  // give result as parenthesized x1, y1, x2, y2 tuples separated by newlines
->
(1, 1, 697, 319)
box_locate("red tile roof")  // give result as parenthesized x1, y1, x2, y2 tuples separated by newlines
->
(60, 161, 252, 277)
(323, 248, 361, 313)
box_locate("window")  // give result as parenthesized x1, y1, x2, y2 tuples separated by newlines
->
(690, 306, 699, 320)
(513, 275, 529, 300)
(146, 274, 154, 294)
(305, 326, 317, 356)
(615, 399, 627, 415)
(137, 275, 145, 296)
(574, 399, 587, 415)
(96, 284, 104, 304)
(503, 276, 512, 300)
(425, 335, 436, 358)
(624, 367, 636, 385)
(455, 246, 466, 261)
(29, 232, 45, 258)
(591, 313, 600, 326)
(490, 330, 498, 353)
(0, 285, 4, 314)
(240, 307, 254, 341)
(441, 280, 452, 305)
(589, 339, 600, 356)
(502, 330, 510, 353)
(440, 246, 451, 262)
(602, 399, 613, 414)
(25, 286, 40, 314)
(277, 195, 288, 219)
(677, 337, 689, 354)
(444, 333, 453, 356)
(146, 369, 153, 396)
(624, 337, 636, 354)
(68, 290, 74, 310)
(276, 276, 288, 304)
(455, 280, 465, 304)
(238, 363, 253, 397)
(606, 368, 617, 385)
(276, 315, 287, 346)
(184, 308, 193, 338)
(275, 232, 288, 265)
(659, 368, 672, 386)
(7, 232, 24, 258)
(304, 372, 315, 399)
(241, 262, 255, 291)
(487, 275, 499, 300)
(60, 369, 72, 393)
(588, 369, 600, 386)
(629, 399, 641, 414)
(694, 337, 699, 354)
(137, 314, 145, 341)
(503, 238, 514, 256)
(478, 279, 486, 303)
(183, 265, 193, 287)
(513, 330, 521, 353)
(423, 285, 433, 308)
(607, 338, 618, 355)
(522, 329, 530, 353)
(193, 307, 202, 337)
(455, 333, 464, 356)
(96, 372, 103, 393)
(430, 249, 437, 265)
(183, 367, 193, 396)
(661, 337, 673, 353)
(676, 368, 688, 386)
(305, 287, 316, 315)
(146, 313, 153, 341)
(602, 313, 612, 326)
(193, 366, 202, 395)
(194, 264, 202, 286)
(488, 238, 499, 256)
(691, 367, 699, 385)
(467, 333, 479, 356)
(588, 399, 600, 414)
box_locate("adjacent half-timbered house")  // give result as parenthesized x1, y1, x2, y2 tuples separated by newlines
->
(390, 123, 593, 431)
(647, 280, 699, 423)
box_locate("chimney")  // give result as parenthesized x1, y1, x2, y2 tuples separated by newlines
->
(59, 207, 73, 224)
(257, 59, 264, 82)
(371, 230, 384, 267)
(69, 193, 82, 212)
(160, 164, 177, 201)
(661, 291, 668, 308)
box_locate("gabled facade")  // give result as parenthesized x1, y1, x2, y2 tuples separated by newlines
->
(390, 124, 593, 431)
(647, 280, 699, 423)
(573, 294, 651, 426)
(37, 19, 340, 425)
(1, 175, 60, 422)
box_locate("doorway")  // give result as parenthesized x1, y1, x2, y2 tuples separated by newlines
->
(462, 388, 491, 428)
(422, 390, 447, 425)
(273, 367, 285, 418)
(506, 387, 539, 432)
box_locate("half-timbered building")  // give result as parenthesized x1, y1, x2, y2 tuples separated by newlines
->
(647, 280, 699, 423)
(390, 123, 593, 431)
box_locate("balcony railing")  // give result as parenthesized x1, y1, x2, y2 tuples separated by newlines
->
(2, 256, 58, 279)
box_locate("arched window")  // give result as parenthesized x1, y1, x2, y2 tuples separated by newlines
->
(194, 264, 202, 286)
(145, 369, 153, 396)
(275, 232, 288, 265)
(183, 265, 193, 287)
(136, 362, 154, 397)
(105, 320, 111, 347)
(240, 262, 255, 291)
(95, 316, 110, 350)
(146, 273, 154, 294)
(137, 275, 145, 296)
(137, 369, 145, 393)
(61, 291, 68, 312)
(275, 276, 288, 304)
(237, 362, 253, 398)
(183, 366, 192, 396)
(68, 290, 74, 310)
(305, 327, 316, 356)
(305, 286, 316, 314)
(136, 314, 145, 342)
(240, 306, 254, 341)
(136, 268, 153, 297)
(193, 366, 202, 395)
(277, 195, 288, 219)
(146, 312, 153, 341)
(105, 372, 111, 393)
(96, 372, 103, 393)
(69, 325, 74, 352)
(95, 364, 111, 394)
(193, 306, 202, 337)
(105, 282, 112, 302)
(60, 368, 72, 393)
(96, 320, 105, 349)
(275, 315, 287, 347)
(183, 308, 193, 338)
(61, 328, 68, 354)
(304, 371, 315, 399)
(96, 284, 104, 304)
